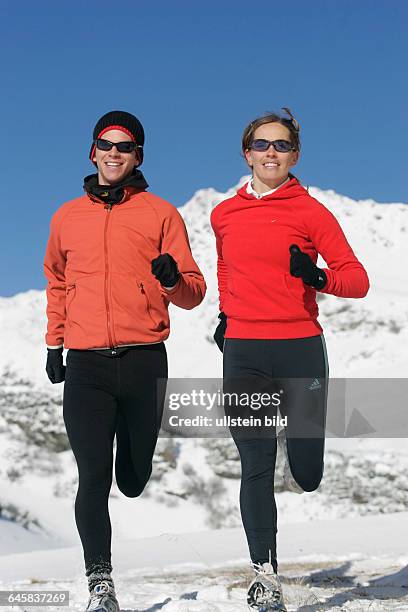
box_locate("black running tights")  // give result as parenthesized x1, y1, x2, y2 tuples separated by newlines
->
(223, 335, 329, 573)
(63, 344, 168, 574)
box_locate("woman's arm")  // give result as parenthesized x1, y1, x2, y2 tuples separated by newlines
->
(210, 209, 229, 312)
(215, 233, 229, 312)
(305, 202, 370, 298)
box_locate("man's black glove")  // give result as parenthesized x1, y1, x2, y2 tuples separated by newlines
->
(151, 253, 180, 287)
(289, 244, 327, 290)
(46, 347, 66, 384)
(214, 312, 227, 352)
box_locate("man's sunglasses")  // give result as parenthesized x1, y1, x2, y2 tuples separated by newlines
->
(94, 138, 141, 153)
(249, 139, 296, 153)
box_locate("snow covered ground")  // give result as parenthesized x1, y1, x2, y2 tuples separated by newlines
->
(0, 514, 407, 610)
(0, 179, 407, 610)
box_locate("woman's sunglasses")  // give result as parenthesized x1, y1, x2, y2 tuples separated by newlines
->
(94, 138, 141, 153)
(249, 139, 296, 153)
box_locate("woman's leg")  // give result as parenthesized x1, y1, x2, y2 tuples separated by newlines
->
(63, 349, 118, 579)
(272, 335, 329, 492)
(114, 343, 168, 498)
(234, 437, 278, 572)
(223, 339, 279, 572)
(223, 335, 329, 571)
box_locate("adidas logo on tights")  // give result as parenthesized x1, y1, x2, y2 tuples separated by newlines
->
(308, 378, 322, 391)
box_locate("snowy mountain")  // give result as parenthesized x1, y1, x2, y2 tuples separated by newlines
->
(0, 178, 407, 608)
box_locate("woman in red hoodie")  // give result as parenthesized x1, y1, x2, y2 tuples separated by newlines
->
(211, 108, 369, 611)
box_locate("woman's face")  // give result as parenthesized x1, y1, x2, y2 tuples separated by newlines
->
(244, 122, 299, 189)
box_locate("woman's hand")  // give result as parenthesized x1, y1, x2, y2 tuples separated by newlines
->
(289, 244, 327, 290)
(214, 312, 227, 352)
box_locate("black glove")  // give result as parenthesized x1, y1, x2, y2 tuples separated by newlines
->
(289, 244, 327, 290)
(46, 347, 66, 384)
(151, 253, 180, 287)
(214, 312, 227, 352)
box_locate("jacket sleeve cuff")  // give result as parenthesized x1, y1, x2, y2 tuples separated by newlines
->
(316, 268, 331, 293)
(313, 268, 328, 290)
(162, 276, 181, 294)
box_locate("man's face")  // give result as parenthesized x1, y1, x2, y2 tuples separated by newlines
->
(92, 129, 139, 185)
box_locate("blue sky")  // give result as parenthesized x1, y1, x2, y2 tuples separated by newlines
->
(1, 0, 407, 296)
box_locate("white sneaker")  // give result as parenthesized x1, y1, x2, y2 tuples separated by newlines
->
(247, 562, 287, 611)
(85, 580, 120, 612)
(277, 428, 304, 494)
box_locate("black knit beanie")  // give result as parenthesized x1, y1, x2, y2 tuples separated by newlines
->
(89, 110, 145, 165)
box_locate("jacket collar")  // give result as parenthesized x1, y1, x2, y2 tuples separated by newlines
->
(83, 168, 149, 205)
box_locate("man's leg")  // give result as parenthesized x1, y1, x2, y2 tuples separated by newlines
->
(63, 349, 118, 581)
(114, 343, 168, 497)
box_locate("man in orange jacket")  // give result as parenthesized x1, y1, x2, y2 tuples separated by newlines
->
(44, 110, 206, 612)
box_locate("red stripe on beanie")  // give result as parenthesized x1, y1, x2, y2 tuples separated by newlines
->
(96, 125, 136, 142)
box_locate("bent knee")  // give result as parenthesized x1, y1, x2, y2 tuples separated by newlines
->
(115, 462, 153, 497)
(117, 482, 146, 498)
(296, 471, 323, 492)
(116, 469, 152, 498)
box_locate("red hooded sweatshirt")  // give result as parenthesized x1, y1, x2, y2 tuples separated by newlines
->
(210, 176, 369, 339)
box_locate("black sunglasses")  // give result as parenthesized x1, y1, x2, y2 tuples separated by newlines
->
(249, 139, 296, 153)
(94, 138, 141, 153)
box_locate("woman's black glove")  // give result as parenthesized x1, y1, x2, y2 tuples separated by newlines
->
(289, 244, 327, 290)
(151, 253, 180, 287)
(46, 347, 66, 384)
(214, 312, 227, 352)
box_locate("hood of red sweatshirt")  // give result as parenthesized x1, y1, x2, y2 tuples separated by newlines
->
(237, 173, 308, 201)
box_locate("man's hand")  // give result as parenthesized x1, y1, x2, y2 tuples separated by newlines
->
(46, 347, 66, 383)
(289, 244, 327, 290)
(151, 253, 180, 288)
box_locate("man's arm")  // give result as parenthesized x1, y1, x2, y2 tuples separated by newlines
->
(158, 208, 206, 309)
(43, 211, 67, 347)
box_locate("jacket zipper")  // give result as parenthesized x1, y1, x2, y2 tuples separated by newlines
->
(66, 284, 76, 327)
(138, 282, 156, 326)
(104, 204, 116, 351)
